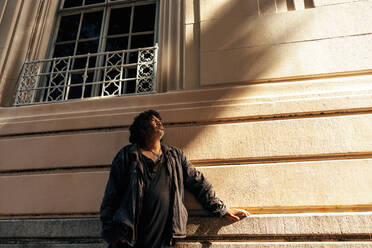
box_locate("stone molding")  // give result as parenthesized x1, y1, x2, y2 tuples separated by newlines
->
(1, 75, 372, 137)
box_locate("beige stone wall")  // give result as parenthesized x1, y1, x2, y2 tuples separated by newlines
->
(1, 74, 372, 217)
(0, 0, 371, 236)
(185, 0, 372, 87)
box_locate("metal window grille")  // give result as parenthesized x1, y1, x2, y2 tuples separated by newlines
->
(14, 0, 158, 106)
(15, 46, 157, 106)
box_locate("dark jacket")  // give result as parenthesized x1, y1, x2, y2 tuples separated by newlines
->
(100, 144, 227, 246)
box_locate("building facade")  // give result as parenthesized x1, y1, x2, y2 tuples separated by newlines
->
(1, 0, 372, 247)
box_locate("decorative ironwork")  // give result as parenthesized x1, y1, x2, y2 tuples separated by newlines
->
(14, 46, 157, 106)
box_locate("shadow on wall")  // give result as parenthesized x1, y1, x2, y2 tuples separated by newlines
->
(170, 0, 314, 154)
(0, 0, 318, 219)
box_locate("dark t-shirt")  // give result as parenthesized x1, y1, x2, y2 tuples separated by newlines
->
(136, 153, 173, 248)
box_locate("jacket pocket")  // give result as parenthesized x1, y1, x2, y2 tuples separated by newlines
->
(172, 194, 188, 237)
(113, 208, 133, 241)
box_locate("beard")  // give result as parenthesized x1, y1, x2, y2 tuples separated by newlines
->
(147, 125, 164, 140)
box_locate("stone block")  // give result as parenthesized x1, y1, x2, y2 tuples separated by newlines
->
(1, 113, 372, 171)
(201, 1, 372, 52)
(1, 75, 372, 136)
(1, 159, 372, 215)
(201, 34, 372, 85)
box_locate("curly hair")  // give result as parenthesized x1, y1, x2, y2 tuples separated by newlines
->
(129, 110, 162, 147)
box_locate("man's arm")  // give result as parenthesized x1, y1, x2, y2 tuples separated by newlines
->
(100, 150, 126, 243)
(179, 149, 228, 217)
(179, 149, 249, 220)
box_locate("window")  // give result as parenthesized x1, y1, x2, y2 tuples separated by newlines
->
(15, 0, 158, 105)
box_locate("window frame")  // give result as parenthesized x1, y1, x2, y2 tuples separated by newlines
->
(45, 0, 159, 100)
(11, 0, 185, 107)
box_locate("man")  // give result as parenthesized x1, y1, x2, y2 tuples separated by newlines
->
(100, 110, 249, 248)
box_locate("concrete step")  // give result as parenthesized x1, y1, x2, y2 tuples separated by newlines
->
(0, 212, 371, 248)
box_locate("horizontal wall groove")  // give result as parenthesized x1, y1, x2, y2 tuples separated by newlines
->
(190, 205, 372, 215)
(0, 238, 103, 244)
(0, 126, 126, 139)
(2, 206, 372, 219)
(0, 213, 99, 220)
(1, 153, 372, 176)
(201, 32, 372, 53)
(0, 165, 109, 176)
(199, 69, 372, 87)
(1, 236, 372, 244)
(1, 108, 372, 139)
(183, 234, 372, 242)
(193, 152, 372, 167)
(167, 108, 372, 127)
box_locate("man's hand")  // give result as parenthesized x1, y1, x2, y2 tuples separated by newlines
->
(224, 208, 250, 221)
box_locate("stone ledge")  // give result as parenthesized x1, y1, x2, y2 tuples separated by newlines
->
(1, 242, 371, 248)
(1, 75, 372, 136)
(0, 245, 105, 248)
(1, 243, 372, 248)
(1, 213, 372, 239)
(186, 213, 372, 237)
(0, 218, 100, 238)
(175, 242, 372, 248)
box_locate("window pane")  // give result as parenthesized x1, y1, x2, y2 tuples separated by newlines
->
(124, 80, 136, 94)
(80, 11, 103, 39)
(128, 51, 138, 64)
(63, 0, 83, 8)
(106, 37, 128, 51)
(126, 68, 137, 78)
(84, 0, 105, 5)
(56, 14, 80, 42)
(41, 0, 158, 103)
(74, 57, 97, 69)
(70, 73, 84, 85)
(74, 40, 99, 68)
(130, 34, 154, 49)
(108, 7, 131, 35)
(76, 39, 99, 54)
(68, 72, 94, 99)
(68, 73, 84, 99)
(84, 84, 93, 97)
(68, 86, 83, 99)
(53, 43, 75, 58)
(133, 4, 156, 33)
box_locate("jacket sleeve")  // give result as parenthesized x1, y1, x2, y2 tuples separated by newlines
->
(100, 149, 127, 243)
(179, 149, 228, 217)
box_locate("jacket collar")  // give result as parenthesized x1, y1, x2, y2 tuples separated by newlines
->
(126, 143, 172, 173)
(127, 143, 139, 155)
(127, 143, 171, 155)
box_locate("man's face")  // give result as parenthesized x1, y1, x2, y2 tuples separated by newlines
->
(149, 115, 164, 139)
